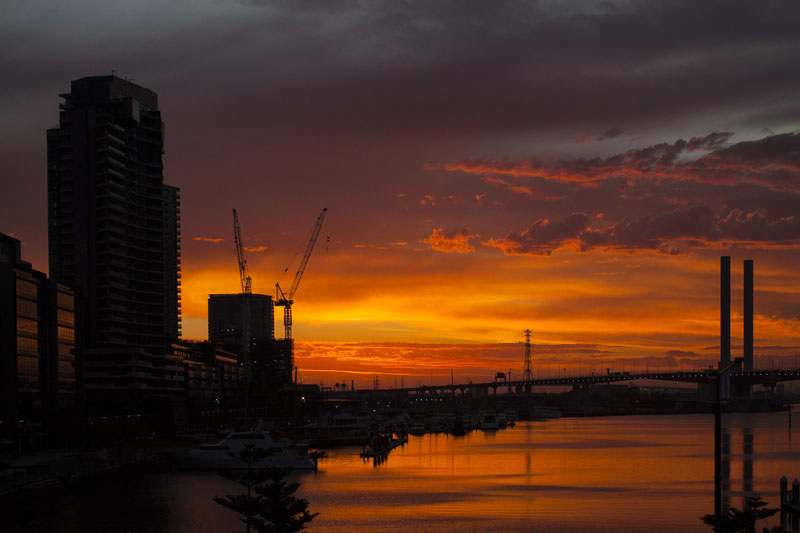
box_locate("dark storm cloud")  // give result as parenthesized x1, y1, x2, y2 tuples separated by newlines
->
(595, 206, 800, 252)
(5, 0, 800, 143)
(439, 131, 736, 182)
(3, 0, 800, 268)
(440, 132, 800, 193)
(686, 133, 800, 191)
(597, 128, 625, 141)
(484, 206, 800, 255)
(223, 0, 800, 142)
(483, 213, 591, 255)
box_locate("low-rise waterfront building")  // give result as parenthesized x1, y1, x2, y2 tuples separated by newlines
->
(0, 232, 78, 430)
(178, 341, 244, 405)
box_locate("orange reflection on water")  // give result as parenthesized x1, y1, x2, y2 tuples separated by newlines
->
(296, 412, 795, 532)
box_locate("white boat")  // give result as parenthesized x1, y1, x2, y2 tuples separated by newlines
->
(301, 413, 374, 446)
(480, 413, 499, 431)
(175, 431, 317, 470)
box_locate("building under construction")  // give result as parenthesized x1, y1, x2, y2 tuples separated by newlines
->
(208, 293, 293, 388)
(207, 207, 326, 392)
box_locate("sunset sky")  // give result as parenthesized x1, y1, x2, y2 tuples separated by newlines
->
(2, 1, 799, 387)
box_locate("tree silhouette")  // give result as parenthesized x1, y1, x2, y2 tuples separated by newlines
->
(214, 445, 318, 533)
(701, 495, 779, 533)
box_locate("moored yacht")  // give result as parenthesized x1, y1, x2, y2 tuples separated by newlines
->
(496, 412, 508, 429)
(175, 431, 317, 470)
(480, 413, 499, 431)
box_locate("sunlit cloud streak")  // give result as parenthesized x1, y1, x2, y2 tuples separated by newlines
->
(294, 340, 800, 385)
(439, 132, 800, 192)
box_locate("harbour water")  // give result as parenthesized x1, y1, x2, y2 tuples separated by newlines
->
(24, 408, 799, 532)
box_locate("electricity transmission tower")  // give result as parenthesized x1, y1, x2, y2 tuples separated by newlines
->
(523, 329, 532, 381)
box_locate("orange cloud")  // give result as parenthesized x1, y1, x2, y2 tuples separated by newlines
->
(244, 245, 267, 252)
(194, 236, 224, 243)
(423, 228, 477, 253)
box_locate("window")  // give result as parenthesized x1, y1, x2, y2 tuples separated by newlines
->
(17, 355, 39, 384)
(16, 336, 39, 355)
(58, 360, 75, 386)
(58, 326, 75, 343)
(16, 298, 37, 318)
(16, 317, 38, 336)
(15, 277, 37, 299)
(57, 291, 74, 310)
(58, 343, 74, 358)
(57, 308, 74, 327)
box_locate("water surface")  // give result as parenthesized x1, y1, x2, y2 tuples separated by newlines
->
(29, 408, 800, 532)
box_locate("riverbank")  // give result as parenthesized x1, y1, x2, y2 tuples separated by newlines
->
(0, 435, 195, 505)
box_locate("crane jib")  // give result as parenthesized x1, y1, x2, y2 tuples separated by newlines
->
(275, 208, 327, 341)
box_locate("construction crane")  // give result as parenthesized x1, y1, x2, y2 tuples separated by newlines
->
(233, 209, 251, 294)
(275, 208, 327, 341)
(233, 209, 252, 384)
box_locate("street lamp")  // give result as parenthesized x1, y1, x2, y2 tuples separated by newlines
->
(707, 356, 743, 518)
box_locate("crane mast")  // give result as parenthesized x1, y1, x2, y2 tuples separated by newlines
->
(233, 209, 252, 385)
(276, 208, 327, 341)
(233, 209, 251, 294)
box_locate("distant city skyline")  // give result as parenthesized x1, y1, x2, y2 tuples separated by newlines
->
(2, 1, 799, 385)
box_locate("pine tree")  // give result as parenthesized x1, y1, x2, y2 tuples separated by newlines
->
(701, 494, 779, 533)
(214, 445, 318, 533)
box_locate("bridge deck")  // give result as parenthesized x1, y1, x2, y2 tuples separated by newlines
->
(325, 369, 800, 395)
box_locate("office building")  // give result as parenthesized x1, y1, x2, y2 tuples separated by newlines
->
(47, 75, 182, 410)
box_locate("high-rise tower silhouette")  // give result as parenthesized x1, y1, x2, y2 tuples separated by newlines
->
(47, 75, 182, 411)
